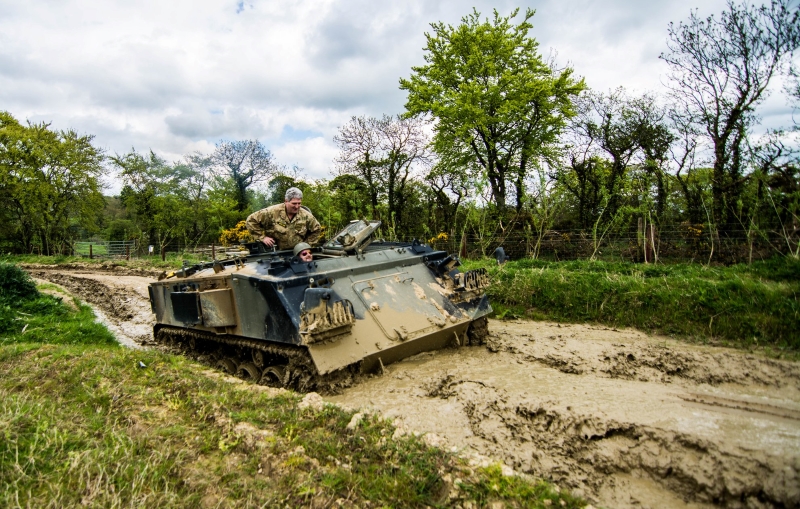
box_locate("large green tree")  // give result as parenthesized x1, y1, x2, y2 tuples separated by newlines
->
(400, 8, 584, 211)
(0, 112, 106, 254)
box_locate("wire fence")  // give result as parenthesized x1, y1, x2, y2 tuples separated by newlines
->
(425, 225, 798, 264)
(70, 224, 797, 264)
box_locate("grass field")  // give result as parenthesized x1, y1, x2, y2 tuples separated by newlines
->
(464, 256, 800, 355)
(0, 262, 584, 508)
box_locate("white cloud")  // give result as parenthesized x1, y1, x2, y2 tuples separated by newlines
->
(1, 0, 794, 195)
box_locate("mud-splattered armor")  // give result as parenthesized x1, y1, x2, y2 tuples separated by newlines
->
(246, 203, 322, 251)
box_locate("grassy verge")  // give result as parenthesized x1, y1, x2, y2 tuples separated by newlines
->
(464, 257, 800, 354)
(0, 291, 116, 348)
(0, 253, 208, 271)
(0, 263, 585, 508)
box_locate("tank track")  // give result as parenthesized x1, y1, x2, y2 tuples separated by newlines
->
(155, 325, 359, 393)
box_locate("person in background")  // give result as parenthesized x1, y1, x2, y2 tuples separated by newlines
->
(293, 242, 313, 262)
(245, 187, 322, 251)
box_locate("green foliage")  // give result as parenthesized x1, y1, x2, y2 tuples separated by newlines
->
(0, 263, 38, 302)
(0, 111, 106, 255)
(401, 8, 585, 210)
(104, 219, 139, 241)
(466, 258, 800, 352)
(112, 149, 241, 249)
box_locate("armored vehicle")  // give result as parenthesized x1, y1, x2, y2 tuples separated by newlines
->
(148, 220, 491, 391)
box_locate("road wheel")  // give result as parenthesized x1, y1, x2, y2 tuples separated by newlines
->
(261, 365, 288, 387)
(237, 362, 262, 382)
(252, 349, 266, 368)
(215, 357, 237, 374)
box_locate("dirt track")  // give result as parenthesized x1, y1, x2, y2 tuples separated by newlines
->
(26, 265, 800, 509)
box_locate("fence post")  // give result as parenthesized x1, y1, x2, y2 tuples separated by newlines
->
(645, 224, 657, 263)
(212, 242, 216, 260)
(637, 217, 644, 262)
(89, 244, 93, 259)
(126, 244, 130, 261)
(161, 246, 166, 262)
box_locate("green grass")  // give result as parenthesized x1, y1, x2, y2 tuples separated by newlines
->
(73, 243, 109, 256)
(464, 257, 800, 354)
(1, 253, 207, 271)
(0, 263, 116, 347)
(0, 345, 585, 508)
(0, 261, 586, 508)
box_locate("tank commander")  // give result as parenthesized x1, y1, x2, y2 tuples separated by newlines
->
(293, 242, 313, 262)
(246, 187, 322, 251)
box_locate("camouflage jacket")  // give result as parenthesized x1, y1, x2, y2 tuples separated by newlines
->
(245, 204, 322, 251)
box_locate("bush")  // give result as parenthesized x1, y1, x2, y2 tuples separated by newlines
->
(0, 263, 38, 302)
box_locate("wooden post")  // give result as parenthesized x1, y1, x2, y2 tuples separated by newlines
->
(125, 244, 130, 261)
(89, 244, 93, 259)
(459, 232, 467, 259)
(161, 246, 166, 262)
(644, 224, 657, 263)
(637, 217, 644, 263)
(212, 242, 216, 260)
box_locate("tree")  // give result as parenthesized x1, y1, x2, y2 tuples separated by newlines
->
(333, 115, 431, 235)
(212, 140, 279, 212)
(0, 112, 106, 254)
(400, 8, 584, 211)
(565, 90, 642, 222)
(661, 0, 800, 229)
(424, 160, 470, 235)
(557, 90, 675, 227)
(113, 150, 174, 248)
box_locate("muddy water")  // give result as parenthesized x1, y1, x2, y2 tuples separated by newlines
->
(24, 267, 800, 508)
(329, 321, 800, 509)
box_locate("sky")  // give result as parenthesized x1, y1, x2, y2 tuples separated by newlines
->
(1, 0, 796, 194)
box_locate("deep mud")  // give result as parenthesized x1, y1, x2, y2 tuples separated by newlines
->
(25, 266, 800, 509)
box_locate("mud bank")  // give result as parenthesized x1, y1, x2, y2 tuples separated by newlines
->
(24, 268, 800, 508)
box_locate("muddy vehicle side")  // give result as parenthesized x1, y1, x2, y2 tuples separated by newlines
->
(148, 220, 491, 390)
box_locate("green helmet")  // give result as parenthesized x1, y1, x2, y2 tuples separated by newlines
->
(293, 242, 312, 256)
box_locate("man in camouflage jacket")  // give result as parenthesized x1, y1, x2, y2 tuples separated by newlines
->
(246, 187, 322, 251)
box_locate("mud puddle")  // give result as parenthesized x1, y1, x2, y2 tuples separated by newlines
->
(23, 267, 800, 508)
(329, 321, 800, 508)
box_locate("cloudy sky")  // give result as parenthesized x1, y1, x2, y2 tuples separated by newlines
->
(1, 0, 796, 193)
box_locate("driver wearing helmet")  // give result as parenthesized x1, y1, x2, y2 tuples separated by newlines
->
(293, 242, 313, 262)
